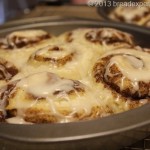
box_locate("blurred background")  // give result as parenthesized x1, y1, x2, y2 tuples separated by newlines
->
(0, 0, 37, 24)
(0, 0, 150, 25)
(0, 0, 91, 24)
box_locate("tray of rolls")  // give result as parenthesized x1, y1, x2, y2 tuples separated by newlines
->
(0, 17, 149, 150)
(98, 0, 150, 28)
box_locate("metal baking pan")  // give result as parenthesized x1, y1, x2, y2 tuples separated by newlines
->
(0, 16, 81, 29)
(97, 0, 150, 29)
(0, 17, 150, 150)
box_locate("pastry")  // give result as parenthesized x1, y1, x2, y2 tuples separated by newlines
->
(109, 5, 150, 28)
(1, 72, 104, 123)
(58, 28, 134, 53)
(0, 57, 18, 88)
(0, 30, 51, 50)
(92, 47, 150, 111)
(0, 30, 55, 69)
(26, 43, 98, 80)
(0, 28, 149, 124)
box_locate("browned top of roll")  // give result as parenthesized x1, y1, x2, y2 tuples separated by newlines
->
(0, 30, 51, 50)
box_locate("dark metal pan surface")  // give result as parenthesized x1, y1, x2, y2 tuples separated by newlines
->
(0, 17, 149, 150)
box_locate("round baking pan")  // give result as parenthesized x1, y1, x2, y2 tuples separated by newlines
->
(0, 17, 150, 150)
(97, 0, 150, 29)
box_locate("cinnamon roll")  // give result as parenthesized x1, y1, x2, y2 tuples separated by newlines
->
(0, 30, 56, 70)
(109, 5, 150, 27)
(0, 57, 18, 87)
(29, 44, 75, 67)
(0, 30, 51, 50)
(59, 28, 134, 53)
(93, 47, 150, 101)
(27, 43, 98, 80)
(1, 72, 103, 123)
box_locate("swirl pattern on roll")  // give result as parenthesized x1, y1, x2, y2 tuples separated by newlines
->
(29, 45, 75, 67)
(0, 58, 18, 120)
(26, 43, 98, 80)
(85, 28, 134, 46)
(59, 28, 134, 51)
(0, 30, 51, 50)
(93, 47, 150, 100)
(0, 57, 18, 82)
(0, 72, 103, 123)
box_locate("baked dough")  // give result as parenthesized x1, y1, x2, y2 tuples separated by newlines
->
(0, 57, 18, 88)
(58, 28, 134, 53)
(109, 5, 150, 28)
(92, 47, 150, 114)
(0, 28, 149, 124)
(3, 72, 105, 123)
(0, 30, 52, 49)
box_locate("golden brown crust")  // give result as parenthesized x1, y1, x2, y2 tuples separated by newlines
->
(0, 30, 51, 50)
(0, 58, 18, 81)
(85, 28, 134, 46)
(58, 28, 135, 55)
(93, 49, 150, 100)
(29, 45, 75, 67)
(0, 58, 18, 90)
(24, 109, 57, 123)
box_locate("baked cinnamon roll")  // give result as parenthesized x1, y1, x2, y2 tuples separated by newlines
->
(84, 28, 134, 47)
(29, 44, 75, 67)
(59, 28, 134, 53)
(109, 5, 150, 27)
(0, 30, 51, 50)
(0, 57, 18, 87)
(27, 43, 97, 80)
(0, 30, 56, 70)
(93, 47, 150, 101)
(0, 72, 103, 123)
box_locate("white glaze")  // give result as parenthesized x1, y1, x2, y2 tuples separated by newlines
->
(10, 72, 101, 123)
(6, 117, 32, 124)
(103, 48, 150, 82)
